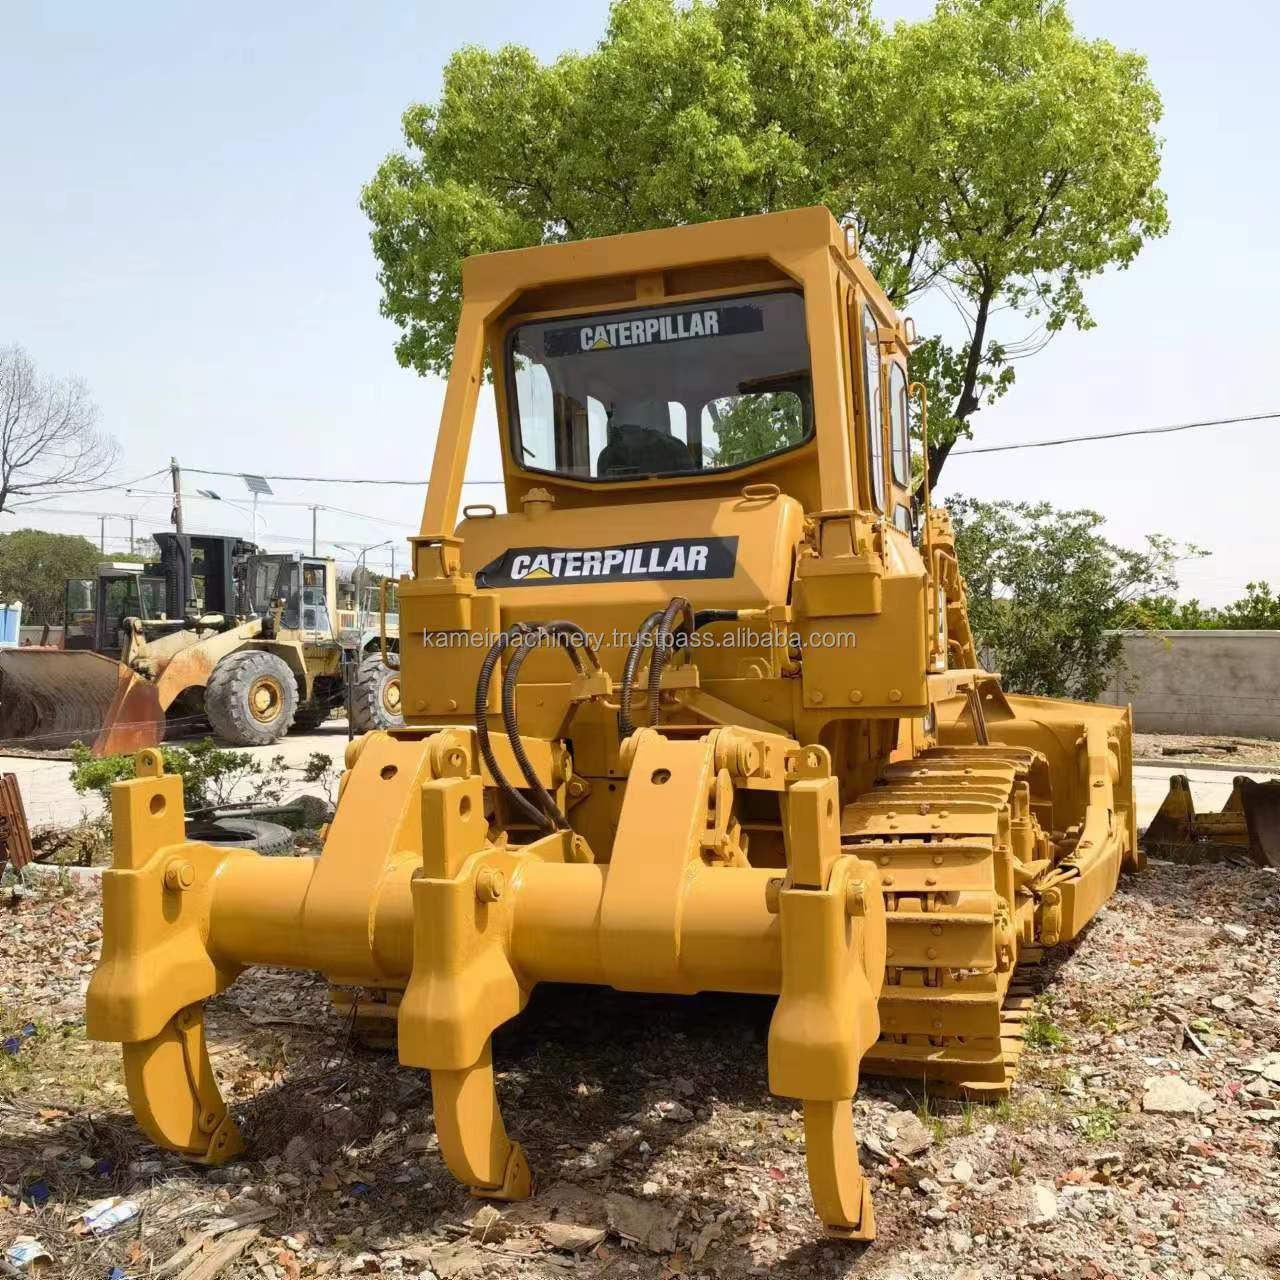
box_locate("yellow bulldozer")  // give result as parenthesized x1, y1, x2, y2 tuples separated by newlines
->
(86, 207, 1139, 1241)
(0, 532, 402, 755)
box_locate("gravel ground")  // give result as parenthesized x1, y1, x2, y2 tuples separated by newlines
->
(2, 858, 1278, 1280)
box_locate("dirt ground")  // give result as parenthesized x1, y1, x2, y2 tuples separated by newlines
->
(2, 859, 1278, 1280)
(1133, 734, 1280, 770)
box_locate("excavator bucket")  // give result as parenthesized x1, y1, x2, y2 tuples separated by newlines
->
(0, 649, 163, 756)
(85, 206, 1143, 1243)
(1145, 773, 1280, 867)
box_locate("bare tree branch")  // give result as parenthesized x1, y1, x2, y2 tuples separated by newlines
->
(0, 344, 119, 515)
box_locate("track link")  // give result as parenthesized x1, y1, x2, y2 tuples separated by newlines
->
(842, 746, 1054, 1097)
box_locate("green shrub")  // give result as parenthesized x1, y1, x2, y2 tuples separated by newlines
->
(69, 739, 291, 812)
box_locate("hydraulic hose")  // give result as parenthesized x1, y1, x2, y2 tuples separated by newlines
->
(646, 596, 695, 727)
(475, 627, 552, 833)
(500, 624, 581, 830)
(618, 606, 743, 737)
(618, 610, 664, 739)
(693, 609, 740, 629)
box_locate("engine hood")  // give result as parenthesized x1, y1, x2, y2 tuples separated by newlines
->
(458, 492, 806, 615)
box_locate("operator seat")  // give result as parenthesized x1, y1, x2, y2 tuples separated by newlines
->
(596, 398, 695, 477)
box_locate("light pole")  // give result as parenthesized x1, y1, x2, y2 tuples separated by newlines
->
(332, 539, 394, 631)
(333, 539, 394, 742)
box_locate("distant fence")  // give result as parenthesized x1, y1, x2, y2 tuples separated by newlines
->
(1100, 630, 1280, 739)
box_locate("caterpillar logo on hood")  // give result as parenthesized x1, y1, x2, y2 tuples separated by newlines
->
(476, 536, 738, 588)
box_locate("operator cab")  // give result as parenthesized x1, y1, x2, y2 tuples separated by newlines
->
(63, 566, 169, 656)
(242, 553, 335, 641)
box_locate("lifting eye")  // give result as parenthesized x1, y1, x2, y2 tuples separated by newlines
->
(651, 768, 672, 785)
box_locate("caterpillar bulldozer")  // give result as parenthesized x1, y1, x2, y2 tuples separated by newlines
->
(0, 532, 402, 755)
(86, 207, 1138, 1241)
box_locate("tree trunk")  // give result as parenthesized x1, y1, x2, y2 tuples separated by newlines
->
(926, 280, 995, 492)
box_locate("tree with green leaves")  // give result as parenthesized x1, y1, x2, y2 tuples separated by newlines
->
(857, 0, 1168, 483)
(0, 528, 102, 626)
(363, 0, 1167, 486)
(1136, 582, 1280, 631)
(948, 497, 1195, 700)
(706, 392, 806, 467)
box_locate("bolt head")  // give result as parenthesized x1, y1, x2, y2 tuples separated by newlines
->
(475, 867, 505, 903)
(844, 879, 867, 917)
(163, 859, 195, 892)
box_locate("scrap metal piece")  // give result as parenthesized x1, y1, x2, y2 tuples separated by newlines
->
(1146, 773, 1280, 866)
(0, 772, 34, 872)
(1240, 777, 1280, 868)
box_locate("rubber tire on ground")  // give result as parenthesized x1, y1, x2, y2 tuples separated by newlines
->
(185, 816, 296, 856)
(349, 655, 403, 733)
(205, 650, 299, 746)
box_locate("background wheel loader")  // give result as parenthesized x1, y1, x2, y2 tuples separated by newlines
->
(0, 532, 402, 755)
(86, 207, 1139, 1242)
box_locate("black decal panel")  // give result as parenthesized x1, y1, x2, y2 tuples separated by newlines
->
(475, 537, 739, 588)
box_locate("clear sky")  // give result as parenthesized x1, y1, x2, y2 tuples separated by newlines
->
(3, 0, 1277, 597)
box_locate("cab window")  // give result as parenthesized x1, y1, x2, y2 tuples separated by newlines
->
(508, 290, 813, 482)
(889, 362, 909, 487)
(861, 305, 885, 511)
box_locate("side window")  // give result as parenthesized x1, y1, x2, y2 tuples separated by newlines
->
(861, 306, 885, 511)
(889, 363, 909, 487)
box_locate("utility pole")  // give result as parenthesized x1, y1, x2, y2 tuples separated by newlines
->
(128, 515, 136, 554)
(99, 515, 106, 554)
(311, 505, 318, 556)
(390, 544, 396, 581)
(170, 457, 184, 534)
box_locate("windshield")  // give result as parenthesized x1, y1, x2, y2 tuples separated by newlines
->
(508, 290, 812, 482)
(139, 577, 166, 619)
(244, 557, 297, 617)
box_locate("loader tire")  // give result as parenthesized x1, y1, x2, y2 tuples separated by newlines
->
(186, 816, 296, 856)
(205, 651, 298, 747)
(349, 656, 402, 733)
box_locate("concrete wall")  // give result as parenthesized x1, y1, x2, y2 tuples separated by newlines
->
(1100, 630, 1280, 738)
(18, 625, 63, 647)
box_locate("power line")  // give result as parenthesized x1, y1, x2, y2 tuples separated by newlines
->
(951, 411, 1280, 456)
(117, 486, 412, 529)
(184, 465, 504, 487)
(6, 467, 169, 505)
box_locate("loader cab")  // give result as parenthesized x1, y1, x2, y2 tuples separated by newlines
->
(63, 567, 168, 656)
(243, 553, 336, 642)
